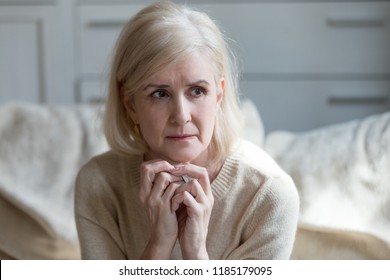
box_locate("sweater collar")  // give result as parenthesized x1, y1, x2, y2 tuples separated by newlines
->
(211, 144, 242, 200)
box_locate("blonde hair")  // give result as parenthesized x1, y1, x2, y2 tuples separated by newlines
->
(104, 1, 243, 163)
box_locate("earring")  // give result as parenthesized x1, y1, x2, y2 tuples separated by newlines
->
(134, 124, 140, 136)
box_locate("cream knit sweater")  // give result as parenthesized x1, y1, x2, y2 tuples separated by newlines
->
(75, 140, 299, 259)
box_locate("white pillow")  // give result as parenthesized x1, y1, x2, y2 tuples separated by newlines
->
(265, 112, 390, 251)
(241, 98, 264, 147)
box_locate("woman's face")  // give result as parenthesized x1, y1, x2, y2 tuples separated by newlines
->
(125, 52, 224, 165)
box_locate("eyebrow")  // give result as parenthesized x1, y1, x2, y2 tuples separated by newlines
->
(143, 84, 169, 90)
(143, 80, 210, 91)
(187, 80, 210, 87)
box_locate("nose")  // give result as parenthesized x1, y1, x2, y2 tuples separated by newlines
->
(170, 95, 191, 125)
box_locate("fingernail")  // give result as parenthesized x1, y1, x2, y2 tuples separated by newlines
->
(171, 165, 183, 171)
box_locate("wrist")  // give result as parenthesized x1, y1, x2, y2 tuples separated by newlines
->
(181, 244, 209, 260)
(141, 236, 177, 260)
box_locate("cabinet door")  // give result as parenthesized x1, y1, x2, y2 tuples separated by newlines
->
(75, 4, 145, 102)
(198, 1, 390, 75)
(77, 1, 390, 76)
(242, 80, 390, 133)
(0, 6, 58, 104)
(76, 4, 144, 76)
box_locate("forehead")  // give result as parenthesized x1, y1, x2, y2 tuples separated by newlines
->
(145, 52, 217, 85)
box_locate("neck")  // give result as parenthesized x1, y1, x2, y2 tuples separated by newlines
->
(205, 159, 223, 182)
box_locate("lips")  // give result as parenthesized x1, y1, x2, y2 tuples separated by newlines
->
(165, 133, 198, 142)
(166, 134, 195, 139)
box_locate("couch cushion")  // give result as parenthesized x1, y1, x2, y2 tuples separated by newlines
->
(0, 193, 80, 259)
(241, 98, 264, 147)
(0, 102, 108, 259)
(265, 111, 390, 259)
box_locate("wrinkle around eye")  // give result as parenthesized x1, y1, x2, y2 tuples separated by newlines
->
(150, 89, 170, 99)
(189, 87, 208, 98)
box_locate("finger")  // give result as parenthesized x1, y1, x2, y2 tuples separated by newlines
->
(140, 160, 176, 187)
(180, 191, 200, 215)
(173, 180, 197, 198)
(172, 184, 195, 213)
(170, 164, 212, 196)
(171, 181, 208, 213)
(147, 172, 184, 207)
(139, 160, 176, 202)
(188, 180, 207, 203)
(171, 192, 184, 213)
(161, 181, 182, 202)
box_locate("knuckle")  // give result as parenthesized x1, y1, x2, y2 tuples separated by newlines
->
(200, 167, 208, 177)
(163, 184, 177, 200)
(209, 193, 214, 205)
(170, 182, 182, 189)
(140, 162, 149, 172)
(156, 171, 170, 182)
(146, 195, 158, 207)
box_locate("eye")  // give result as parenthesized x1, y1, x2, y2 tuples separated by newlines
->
(189, 87, 207, 98)
(150, 90, 169, 99)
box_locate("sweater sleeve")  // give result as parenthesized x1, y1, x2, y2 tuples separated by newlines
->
(227, 175, 300, 260)
(74, 161, 127, 260)
(75, 216, 126, 259)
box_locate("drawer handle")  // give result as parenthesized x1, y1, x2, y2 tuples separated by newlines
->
(86, 20, 126, 29)
(328, 93, 389, 104)
(327, 17, 387, 28)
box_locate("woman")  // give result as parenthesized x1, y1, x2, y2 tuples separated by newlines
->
(75, 1, 299, 260)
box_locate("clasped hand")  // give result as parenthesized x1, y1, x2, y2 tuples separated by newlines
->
(139, 160, 214, 259)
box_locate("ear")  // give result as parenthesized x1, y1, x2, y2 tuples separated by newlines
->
(216, 78, 225, 105)
(121, 88, 139, 124)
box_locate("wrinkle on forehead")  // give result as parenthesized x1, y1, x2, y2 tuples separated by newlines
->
(141, 52, 218, 91)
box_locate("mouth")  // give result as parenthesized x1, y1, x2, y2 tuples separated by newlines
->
(166, 134, 196, 141)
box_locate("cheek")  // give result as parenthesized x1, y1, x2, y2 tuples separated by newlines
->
(138, 108, 166, 138)
(197, 104, 218, 134)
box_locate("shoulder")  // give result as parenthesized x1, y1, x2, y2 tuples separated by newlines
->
(81, 150, 134, 169)
(77, 151, 122, 181)
(233, 140, 299, 207)
(234, 141, 300, 234)
(75, 150, 143, 218)
(78, 150, 141, 177)
(229, 140, 291, 183)
(236, 140, 288, 178)
(75, 150, 142, 196)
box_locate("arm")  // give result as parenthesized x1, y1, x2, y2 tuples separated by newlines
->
(74, 162, 127, 259)
(227, 176, 300, 260)
(75, 215, 126, 259)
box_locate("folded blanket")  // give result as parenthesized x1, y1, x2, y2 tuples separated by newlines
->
(265, 112, 390, 259)
(0, 102, 108, 248)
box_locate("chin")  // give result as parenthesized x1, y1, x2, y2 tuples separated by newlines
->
(163, 151, 202, 164)
(166, 155, 196, 164)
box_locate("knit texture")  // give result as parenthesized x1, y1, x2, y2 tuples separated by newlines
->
(75, 140, 299, 259)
